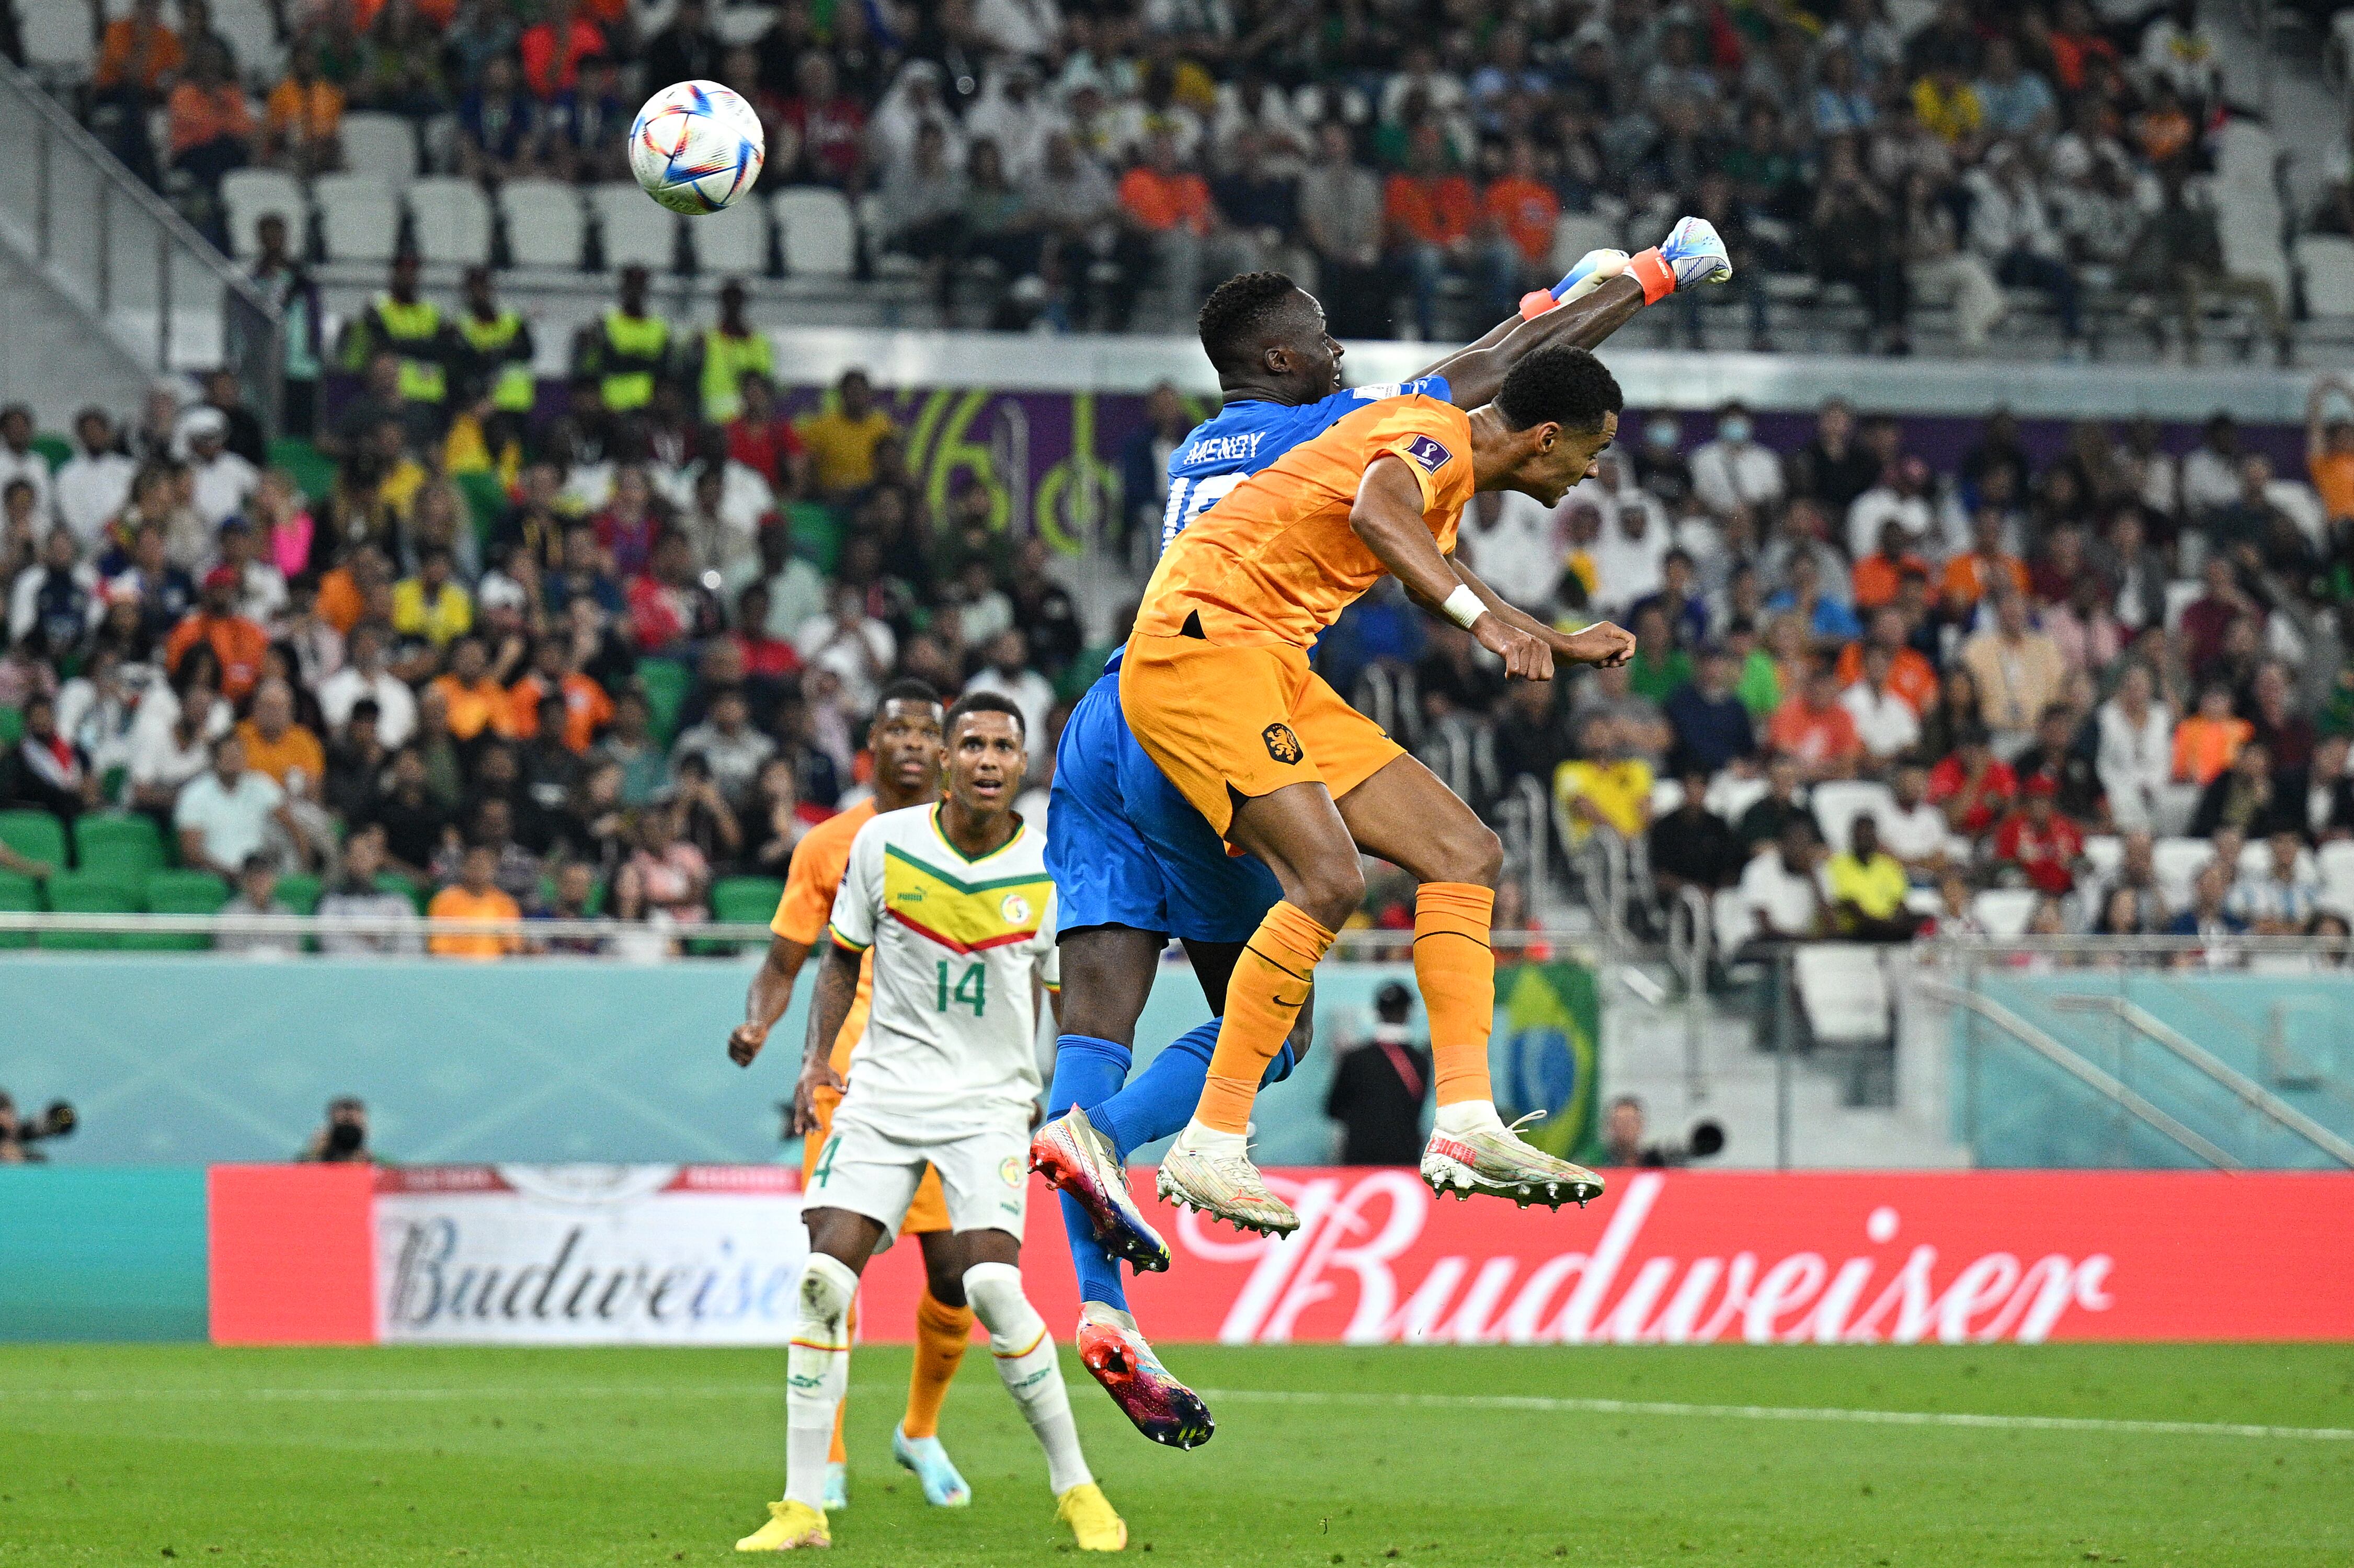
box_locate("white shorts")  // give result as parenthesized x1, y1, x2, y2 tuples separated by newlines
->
(806, 1098, 1030, 1240)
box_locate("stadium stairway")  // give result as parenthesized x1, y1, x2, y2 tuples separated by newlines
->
(0, 222, 156, 432)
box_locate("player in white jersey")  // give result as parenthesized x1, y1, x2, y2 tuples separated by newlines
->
(735, 693, 1126, 1555)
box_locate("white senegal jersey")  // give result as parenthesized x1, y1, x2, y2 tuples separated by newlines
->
(825, 803, 1060, 1123)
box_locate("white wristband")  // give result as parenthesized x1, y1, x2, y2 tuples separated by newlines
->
(1440, 584, 1486, 629)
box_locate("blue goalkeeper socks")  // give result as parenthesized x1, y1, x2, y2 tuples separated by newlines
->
(1048, 1033, 1133, 1310)
(1092, 1018, 1299, 1159)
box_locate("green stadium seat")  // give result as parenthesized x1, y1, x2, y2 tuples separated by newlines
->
(31, 432, 71, 472)
(455, 470, 508, 552)
(0, 707, 19, 748)
(134, 869, 231, 951)
(712, 876, 785, 925)
(39, 872, 139, 950)
(789, 500, 841, 573)
(375, 871, 430, 914)
(638, 659, 692, 745)
(0, 809, 68, 872)
(0, 869, 39, 951)
(267, 437, 338, 505)
(276, 873, 322, 915)
(73, 813, 165, 886)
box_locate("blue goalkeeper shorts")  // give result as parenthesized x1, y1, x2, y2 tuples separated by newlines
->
(1046, 669, 1281, 946)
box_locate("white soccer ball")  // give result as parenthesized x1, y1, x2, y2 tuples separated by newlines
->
(629, 80, 766, 215)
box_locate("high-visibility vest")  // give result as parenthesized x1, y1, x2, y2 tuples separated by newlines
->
(373, 295, 447, 404)
(699, 325, 772, 424)
(599, 310, 669, 411)
(459, 310, 537, 411)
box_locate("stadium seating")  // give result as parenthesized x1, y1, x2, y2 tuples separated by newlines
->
(2152, 838, 2214, 910)
(406, 176, 495, 268)
(0, 809, 68, 871)
(1792, 943, 1891, 1045)
(138, 870, 232, 953)
(1970, 889, 2041, 939)
(692, 194, 773, 278)
(340, 113, 420, 191)
(499, 179, 589, 270)
(1809, 781, 1898, 859)
(72, 814, 165, 890)
(2297, 236, 2354, 321)
(220, 168, 304, 258)
(637, 659, 692, 743)
(40, 872, 138, 951)
(276, 873, 322, 916)
(1550, 213, 1624, 275)
(591, 183, 678, 271)
(775, 187, 856, 279)
(0, 871, 38, 951)
(711, 876, 786, 925)
(313, 173, 402, 265)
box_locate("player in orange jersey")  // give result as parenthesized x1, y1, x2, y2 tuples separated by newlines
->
(727, 678, 974, 1512)
(1120, 345, 1637, 1233)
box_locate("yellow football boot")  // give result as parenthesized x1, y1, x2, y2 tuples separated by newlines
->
(735, 1499, 829, 1551)
(1055, 1482, 1128, 1551)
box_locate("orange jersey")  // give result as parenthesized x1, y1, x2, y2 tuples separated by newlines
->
(771, 798, 878, 1072)
(1136, 396, 1477, 650)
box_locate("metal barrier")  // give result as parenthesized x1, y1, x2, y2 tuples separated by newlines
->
(0, 61, 282, 428)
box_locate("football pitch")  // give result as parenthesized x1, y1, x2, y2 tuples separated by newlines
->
(1, 1344, 2349, 1566)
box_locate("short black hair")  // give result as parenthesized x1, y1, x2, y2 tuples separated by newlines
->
(1196, 270, 1307, 376)
(944, 690, 1025, 739)
(872, 677, 942, 729)
(1495, 345, 1622, 433)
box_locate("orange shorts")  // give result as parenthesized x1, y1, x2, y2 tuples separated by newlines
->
(1118, 632, 1404, 838)
(802, 1080, 951, 1234)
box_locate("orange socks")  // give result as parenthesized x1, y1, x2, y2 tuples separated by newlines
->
(901, 1289, 973, 1440)
(1197, 901, 1336, 1134)
(1415, 883, 1496, 1107)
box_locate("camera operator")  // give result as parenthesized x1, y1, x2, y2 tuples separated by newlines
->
(1324, 981, 1433, 1166)
(1601, 1094, 1724, 1168)
(296, 1095, 376, 1163)
(0, 1091, 78, 1163)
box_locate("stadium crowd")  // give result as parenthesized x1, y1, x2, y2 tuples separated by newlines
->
(6, 0, 2316, 353)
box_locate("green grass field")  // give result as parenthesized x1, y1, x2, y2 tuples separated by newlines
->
(1, 1344, 2349, 1566)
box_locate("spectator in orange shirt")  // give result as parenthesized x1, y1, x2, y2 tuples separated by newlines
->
(1385, 122, 1513, 339)
(1765, 663, 1865, 782)
(428, 635, 521, 743)
(506, 638, 614, 753)
(1482, 136, 1559, 284)
(428, 842, 523, 959)
(2306, 375, 2354, 524)
(166, 41, 254, 199)
(1938, 506, 2031, 612)
(2172, 683, 2252, 785)
(1852, 519, 1930, 612)
(519, 0, 606, 99)
(1118, 128, 1258, 325)
(264, 40, 345, 176)
(96, 0, 184, 102)
(166, 568, 271, 702)
(234, 677, 326, 790)
(1835, 607, 1940, 716)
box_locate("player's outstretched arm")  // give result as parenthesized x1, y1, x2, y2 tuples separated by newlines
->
(729, 934, 812, 1066)
(1445, 557, 1636, 669)
(1353, 456, 1552, 680)
(792, 940, 859, 1133)
(1421, 273, 1644, 411)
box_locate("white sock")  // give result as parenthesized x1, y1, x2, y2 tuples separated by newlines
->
(965, 1261, 1092, 1495)
(1173, 1117, 1248, 1158)
(783, 1253, 858, 1509)
(1435, 1099, 1504, 1137)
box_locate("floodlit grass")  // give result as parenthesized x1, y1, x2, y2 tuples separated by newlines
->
(1, 1343, 2350, 1565)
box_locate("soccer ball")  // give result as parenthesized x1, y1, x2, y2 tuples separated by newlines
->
(629, 80, 766, 215)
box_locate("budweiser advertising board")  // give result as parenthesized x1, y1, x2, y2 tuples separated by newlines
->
(203, 1166, 2354, 1347)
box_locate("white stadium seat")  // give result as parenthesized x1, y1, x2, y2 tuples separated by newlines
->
(1649, 778, 1686, 817)
(1550, 212, 1622, 274)
(2081, 834, 2122, 885)
(1971, 889, 2040, 940)
(774, 186, 856, 278)
(213, 0, 284, 77)
(313, 173, 401, 264)
(2318, 840, 2354, 914)
(220, 167, 304, 258)
(2298, 235, 2354, 319)
(591, 182, 679, 271)
(692, 193, 772, 278)
(500, 179, 587, 270)
(1793, 944, 1891, 1045)
(1707, 773, 1772, 827)
(406, 177, 493, 267)
(1810, 780, 1898, 859)
(341, 112, 419, 189)
(22, 3, 92, 69)
(2152, 837, 2214, 910)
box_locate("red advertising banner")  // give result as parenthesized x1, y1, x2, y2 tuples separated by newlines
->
(861, 1169, 2354, 1345)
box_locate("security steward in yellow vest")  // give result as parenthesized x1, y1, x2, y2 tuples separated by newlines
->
(455, 264, 538, 454)
(580, 264, 670, 415)
(694, 277, 772, 424)
(340, 252, 458, 433)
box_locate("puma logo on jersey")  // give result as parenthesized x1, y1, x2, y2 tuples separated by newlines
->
(1263, 723, 1304, 764)
(1403, 433, 1453, 474)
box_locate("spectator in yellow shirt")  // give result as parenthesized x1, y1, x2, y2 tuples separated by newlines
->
(428, 842, 523, 959)
(392, 546, 474, 648)
(1553, 712, 1656, 847)
(795, 368, 896, 499)
(1911, 66, 1984, 150)
(1823, 815, 1922, 941)
(2306, 375, 2354, 523)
